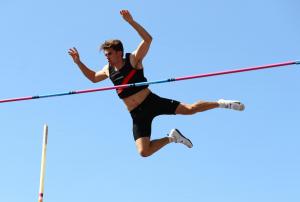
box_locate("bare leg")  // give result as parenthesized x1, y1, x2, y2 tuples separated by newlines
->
(135, 137, 171, 157)
(175, 100, 219, 115)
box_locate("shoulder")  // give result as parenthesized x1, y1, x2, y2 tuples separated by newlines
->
(128, 53, 143, 70)
(102, 64, 110, 76)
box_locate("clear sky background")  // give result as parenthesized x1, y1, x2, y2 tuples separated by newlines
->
(0, 1, 299, 202)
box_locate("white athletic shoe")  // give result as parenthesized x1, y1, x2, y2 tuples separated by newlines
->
(218, 99, 245, 111)
(168, 129, 193, 148)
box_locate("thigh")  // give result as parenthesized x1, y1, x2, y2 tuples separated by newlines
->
(151, 93, 180, 115)
(132, 118, 152, 141)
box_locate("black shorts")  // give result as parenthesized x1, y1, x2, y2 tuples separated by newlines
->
(130, 93, 180, 141)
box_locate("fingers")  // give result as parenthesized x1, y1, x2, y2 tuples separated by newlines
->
(68, 47, 80, 63)
(68, 47, 81, 64)
(68, 47, 77, 53)
(68, 47, 78, 55)
(120, 9, 132, 20)
(120, 10, 128, 16)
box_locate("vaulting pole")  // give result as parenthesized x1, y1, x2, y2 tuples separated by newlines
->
(0, 60, 299, 104)
(38, 124, 48, 202)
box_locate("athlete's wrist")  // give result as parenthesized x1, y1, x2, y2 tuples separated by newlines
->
(75, 60, 83, 65)
(128, 19, 136, 26)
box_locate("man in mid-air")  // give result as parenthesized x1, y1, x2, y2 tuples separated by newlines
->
(68, 10, 245, 157)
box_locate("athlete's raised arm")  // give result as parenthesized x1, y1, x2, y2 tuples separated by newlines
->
(120, 10, 152, 67)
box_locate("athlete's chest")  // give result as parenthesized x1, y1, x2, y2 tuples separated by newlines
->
(109, 66, 133, 83)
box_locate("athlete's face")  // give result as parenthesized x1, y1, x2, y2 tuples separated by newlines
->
(104, 48, 122, 66)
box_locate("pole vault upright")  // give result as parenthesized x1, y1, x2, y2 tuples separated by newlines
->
(38, 124, 48, 202)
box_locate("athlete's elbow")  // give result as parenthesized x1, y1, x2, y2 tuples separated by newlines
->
(90, 77, 96, 83)
(90, 76, 98, 83)
(145, 35, 152, 44)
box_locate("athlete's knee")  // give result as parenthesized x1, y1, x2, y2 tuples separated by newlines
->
(138, 148, 152, 157)
(177, 104, 197, 115)
(135, 137, 153, 157)
(187, 104, 198, 114)
(184, 104, 197, 115)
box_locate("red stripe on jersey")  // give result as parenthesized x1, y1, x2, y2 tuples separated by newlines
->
(117, 69, 137, 94)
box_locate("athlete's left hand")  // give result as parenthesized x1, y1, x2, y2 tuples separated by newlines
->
(120, 10, 134, 23)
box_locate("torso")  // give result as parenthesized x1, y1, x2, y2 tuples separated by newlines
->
(105, 53, 151, 111)
(122, 88, 151, 111)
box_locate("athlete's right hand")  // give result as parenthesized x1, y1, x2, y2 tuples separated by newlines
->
(68, 47, 81, 64)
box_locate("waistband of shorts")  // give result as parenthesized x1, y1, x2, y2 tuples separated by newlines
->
(130, 92, 155, 114)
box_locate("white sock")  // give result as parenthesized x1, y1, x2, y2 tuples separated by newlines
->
(217, 100, 227, 108)
(168, 137, 175, 143)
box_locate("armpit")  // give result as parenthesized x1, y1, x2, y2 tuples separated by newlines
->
(130, 53, 143, 69)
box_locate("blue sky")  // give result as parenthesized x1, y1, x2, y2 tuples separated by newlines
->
(0, 1, 299, 202)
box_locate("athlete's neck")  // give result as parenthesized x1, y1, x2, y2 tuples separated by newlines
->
(111, 59, 125, 70)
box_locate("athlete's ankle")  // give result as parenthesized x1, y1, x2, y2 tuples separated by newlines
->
(168, 136, 175, 143)
(217, 101, 226, 108)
